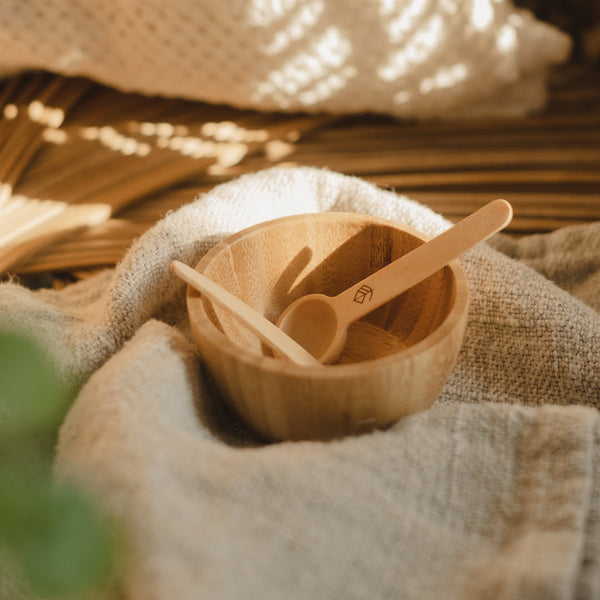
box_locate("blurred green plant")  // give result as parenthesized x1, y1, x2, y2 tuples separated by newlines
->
(0, 329, 115, 599)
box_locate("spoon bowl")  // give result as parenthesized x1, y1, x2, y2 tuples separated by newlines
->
(276, 294, 344, 362)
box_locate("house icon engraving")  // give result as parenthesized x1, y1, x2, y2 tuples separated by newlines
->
(353, 284, 374, 304)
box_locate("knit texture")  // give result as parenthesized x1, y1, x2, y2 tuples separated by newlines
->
(0, 0, 571, 118)
(1, 167, 599, 598)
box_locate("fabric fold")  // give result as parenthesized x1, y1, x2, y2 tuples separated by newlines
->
(0, 166, 599, 598)
(0, 0, 571, 118)
(55, 319, 600, 599)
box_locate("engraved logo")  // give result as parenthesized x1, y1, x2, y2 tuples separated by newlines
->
(353, 284, 374, 304)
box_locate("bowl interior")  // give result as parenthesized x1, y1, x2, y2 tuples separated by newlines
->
(194, 213, 457, 364)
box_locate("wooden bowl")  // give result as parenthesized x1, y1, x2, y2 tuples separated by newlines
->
(186, 212, 469, 441)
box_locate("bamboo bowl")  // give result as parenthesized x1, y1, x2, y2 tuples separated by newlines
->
(186, 212, 469, 441)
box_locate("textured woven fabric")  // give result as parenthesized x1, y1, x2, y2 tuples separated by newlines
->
(0, 0, 571, 118)
(1, 167, 599, 598)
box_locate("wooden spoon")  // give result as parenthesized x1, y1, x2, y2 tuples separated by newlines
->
(170, 260, 322, 367)
(277, 199, 513, 364)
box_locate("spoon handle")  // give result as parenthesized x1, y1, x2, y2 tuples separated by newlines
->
(171, 261, 321, 367)
(333, 199, 513, 324)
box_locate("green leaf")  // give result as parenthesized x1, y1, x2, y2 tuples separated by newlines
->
(0, 462, 45, 546)
(0, 328, 115, 598)
(22, 484, 114, 599)
(0, 329, 69, 441)
(0, 467, 115, 599)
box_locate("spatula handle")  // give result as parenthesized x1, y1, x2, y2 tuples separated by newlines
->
(334, 199, 513, 324)
(171, 261, 321, 367)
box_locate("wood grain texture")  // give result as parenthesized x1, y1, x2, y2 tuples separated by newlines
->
(186, 212, 469, 441)
(0, 64, 598, 278)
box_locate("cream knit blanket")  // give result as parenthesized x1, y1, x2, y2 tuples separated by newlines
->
(0, 167, 599, 599)
(0, 0, 570, 118)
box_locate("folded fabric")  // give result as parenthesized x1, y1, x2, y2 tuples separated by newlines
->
(1, 167, 599, 598)
(0, 0, 571, 118)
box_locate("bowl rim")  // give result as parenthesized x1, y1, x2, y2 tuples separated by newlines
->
(186, 211, 469, 379)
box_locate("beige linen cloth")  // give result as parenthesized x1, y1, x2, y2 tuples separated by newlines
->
(0, 0, 570, 119)
(1, 167, 600, 599)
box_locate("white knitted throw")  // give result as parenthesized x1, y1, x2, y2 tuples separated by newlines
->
(0, 0, 571, 118)
(0, 167, 599, 599)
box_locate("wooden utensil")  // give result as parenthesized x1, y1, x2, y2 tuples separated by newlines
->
(186, 212, 470, 441)
(277, 199, 513, 363)
(170, 260, 321, 367)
